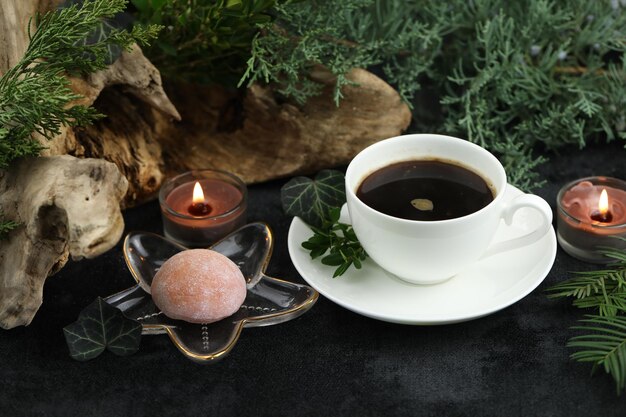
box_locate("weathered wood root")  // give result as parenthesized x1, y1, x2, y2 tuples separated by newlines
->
(71, 67, 412, 206)
(0, 156, 128, 329)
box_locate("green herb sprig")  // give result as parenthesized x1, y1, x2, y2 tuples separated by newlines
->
(302, 207, 367, 277)
(281, 170, 368, 277)
(548, 241, 626, 393)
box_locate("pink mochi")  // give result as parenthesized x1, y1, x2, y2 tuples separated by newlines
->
(151, 249, 247, 323)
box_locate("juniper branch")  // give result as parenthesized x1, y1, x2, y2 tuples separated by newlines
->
(549, 241, 626, 393)
(239, 0, 626, 190)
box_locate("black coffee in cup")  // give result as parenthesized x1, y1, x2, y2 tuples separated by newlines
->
(356, 160, 494, 221)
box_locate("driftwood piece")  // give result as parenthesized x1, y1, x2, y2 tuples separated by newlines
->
(44, 45, 182, 202)
(0, 1, 180, 328)
(70, 67, 412, 206)
(0, 1, 39, 72)
(0, 156, 128, 329)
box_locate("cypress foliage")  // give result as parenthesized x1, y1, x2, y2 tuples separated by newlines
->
(240, 0, 626, 189)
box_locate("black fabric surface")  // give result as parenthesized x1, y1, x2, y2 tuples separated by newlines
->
(1, 142, 626, 416)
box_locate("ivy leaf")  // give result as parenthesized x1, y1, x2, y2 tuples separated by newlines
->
(63, 297, 142, 361)
(281, 170, 346, 228)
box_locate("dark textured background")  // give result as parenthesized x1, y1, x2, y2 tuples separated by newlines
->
(1, 142, 625, 416)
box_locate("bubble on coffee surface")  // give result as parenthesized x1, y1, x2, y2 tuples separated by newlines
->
(411, 198, 433, 211)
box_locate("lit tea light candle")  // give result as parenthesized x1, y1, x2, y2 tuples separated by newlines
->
(557, 176, 626, 263)
(188, 182, 212, 216)
(159, 170, 247, 247)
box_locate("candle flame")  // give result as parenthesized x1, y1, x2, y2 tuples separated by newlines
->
(192, 181, 205, 204)
(599, 188, 609, 215)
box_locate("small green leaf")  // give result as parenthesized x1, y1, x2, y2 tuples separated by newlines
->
(305, 234, 330, 246)
(321, 253, 345, 266)
(63, 297, 142, 361)
(301, 241, 319, 250)
(281, 170, 346, 228)
(333, 262, 351, 278)
(302, 241, 328, 252)
(328, 206, 341, 223)
(309, 247, 327, 259)
(310, 225, 329, 236)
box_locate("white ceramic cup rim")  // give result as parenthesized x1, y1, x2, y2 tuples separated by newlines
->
(345, 134, 508, 226)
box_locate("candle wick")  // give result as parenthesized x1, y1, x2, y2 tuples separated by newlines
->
(188, 202, 212, 216)
(590, 209, 613, 223)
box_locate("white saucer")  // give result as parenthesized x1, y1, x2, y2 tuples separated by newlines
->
(287, 185, 557, 325)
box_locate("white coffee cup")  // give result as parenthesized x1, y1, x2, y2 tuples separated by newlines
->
(345, 134, 552, 285)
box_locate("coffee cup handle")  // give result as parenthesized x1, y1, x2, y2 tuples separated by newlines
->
(481, 194, 553, 258)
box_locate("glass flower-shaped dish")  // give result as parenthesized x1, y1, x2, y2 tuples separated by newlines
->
(105, 223, 318, 363)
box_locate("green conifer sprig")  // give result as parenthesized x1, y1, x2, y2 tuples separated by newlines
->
(132, 0, 276, 85)
(0, 218, 20, 241)
(548, 241, 626, 393)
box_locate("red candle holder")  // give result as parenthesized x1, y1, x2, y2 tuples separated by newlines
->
(557, 176, 626, 263)
(159, 170, 247, 247)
